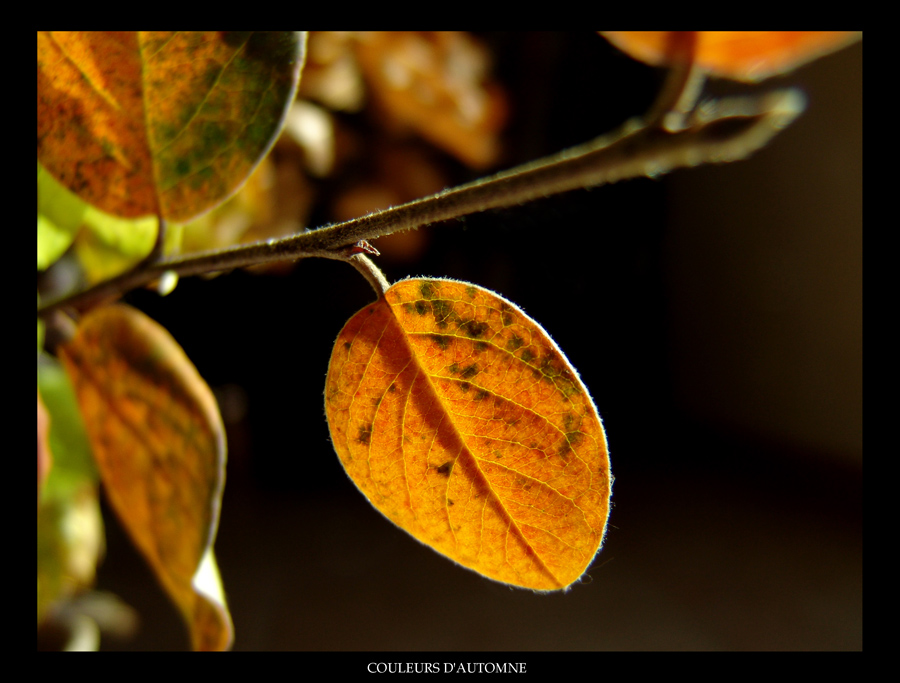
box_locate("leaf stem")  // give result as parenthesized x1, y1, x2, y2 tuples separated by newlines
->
(38, 89, 804, 318)
(142, 216, 167, 266)
(348, 254, 391, 298)
(643, 31, 706, 132)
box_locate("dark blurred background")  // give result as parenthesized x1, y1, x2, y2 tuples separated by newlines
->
(99, 33, 861, 651)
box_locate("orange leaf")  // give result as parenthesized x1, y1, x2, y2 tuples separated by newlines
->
(59, 304, 231, 650)
(325, 279, 612, 591)
(601, 31, 860, 82)
(351, 32, 507, 169)
(37, 31, 304, 222)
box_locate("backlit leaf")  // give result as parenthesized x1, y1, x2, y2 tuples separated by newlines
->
(73, 208, 160, 284)
(601, 31, 861, 82)
(325, 279, 612, 591)
(59, 304, 231, 650)
(37, 31, 305, 222)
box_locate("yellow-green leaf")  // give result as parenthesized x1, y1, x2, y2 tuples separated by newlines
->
(38, 31, 305, 222)
(59, 304, 231, 650)
(38, 356, 102, 623)
(325, 279, 612, 591)
(38, 163, 87, 270)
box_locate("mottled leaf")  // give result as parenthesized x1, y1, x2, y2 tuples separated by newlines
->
(59, 304, 230, 650)
(38, 31, 305, 222)
(325, 279, 612, 591)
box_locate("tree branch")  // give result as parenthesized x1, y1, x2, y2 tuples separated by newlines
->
(38, 89, 804, 317)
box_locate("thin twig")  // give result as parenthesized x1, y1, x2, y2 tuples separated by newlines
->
(38, 89, 805, 318)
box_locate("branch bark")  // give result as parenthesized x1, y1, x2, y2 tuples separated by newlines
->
(38, 89, 804, 317)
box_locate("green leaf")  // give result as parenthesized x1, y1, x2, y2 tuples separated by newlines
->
(38, 355, 103, 623)
(38, 355, 98, 500)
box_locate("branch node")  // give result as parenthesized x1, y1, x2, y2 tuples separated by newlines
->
(346, 240, 380, 257)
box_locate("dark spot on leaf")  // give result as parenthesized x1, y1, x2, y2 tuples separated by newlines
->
(520, 349, 535, 363)
(537, 353, 582, 398)
(560, 378, 581, 398)
(460, 364, 479, 380)
(474, 389, 490, 401)
(460, 382, 470, 392)
(343, 341, 351, 350)
(557, 431, 584, 459)
(436, 461, 453, 477)
(465, 285, 476, 299)
(474, 341, 489, 353)
(200, 121, 227, 149)
(430, 334, 452, 350)
(462, 319, 489, 338)
(431, 299, 455, 329)
(357, 425, 372, 445)
(419, 281, 438, 300)
(506, 335, 524, 352)
(566, 431, 584, 447)
(449, 363, 460, 374)
(414, 300, 429, 316)
(174, 157, 191, 177)
(540, 354, 558, 374)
